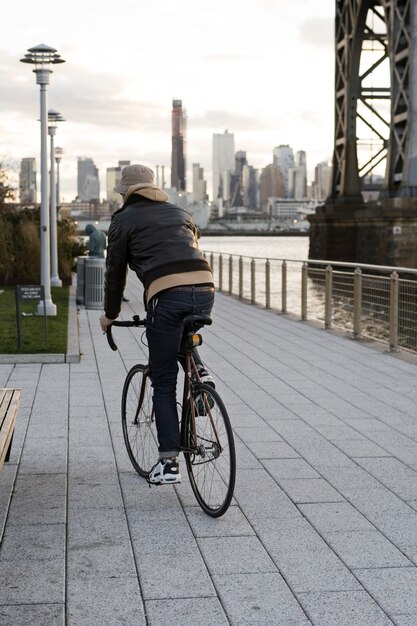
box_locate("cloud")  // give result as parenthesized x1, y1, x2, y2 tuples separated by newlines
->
(1, 50, 168, 132)
(190, 109, 271, 132)
(299, 17, 334, 48)
(201, 52, 252, 62)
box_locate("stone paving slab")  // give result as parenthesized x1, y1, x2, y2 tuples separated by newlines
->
(2, 275, 417, 624)
(0, 603, 64, 626)
(66, 576, 145, 626)
(297, 590, 394, 626)
(145, 597, 228, 626)
(212, 572, 312, 625)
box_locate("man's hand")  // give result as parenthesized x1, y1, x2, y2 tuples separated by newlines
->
(100, 314, 114, 331)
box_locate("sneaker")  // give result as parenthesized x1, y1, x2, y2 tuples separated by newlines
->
(148, 458, 181, 485)
(198, 368, 215, 389)
(195, 369, 215, 414)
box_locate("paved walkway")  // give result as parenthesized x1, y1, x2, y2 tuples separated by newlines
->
(2, 275, 417, 625)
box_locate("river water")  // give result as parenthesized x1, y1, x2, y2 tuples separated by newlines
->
(199, 235, 309, 262)
(199, 235, 315, 316)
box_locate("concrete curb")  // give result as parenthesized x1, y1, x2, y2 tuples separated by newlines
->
(66, 283, 81, 363)
(0, 283, 81, 365)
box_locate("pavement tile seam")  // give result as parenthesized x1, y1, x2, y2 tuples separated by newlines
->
(294, 589, 396, 626)
(214, 312, 416, 498)
(214, 298, 416, 420)
(195, 320, 417, 506)
(219, 296, 417, 374)
(202, 474, 356, 609)
(210, 570, 313, 625)
(178, 463, 307, 615)
(252, 401, 417, 535)
(291, 504, 417, 577)
(68, 353, 151, 612)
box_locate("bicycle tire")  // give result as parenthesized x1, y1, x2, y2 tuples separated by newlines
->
(121, 364, 158, 477)
(184, 383, 236, 517)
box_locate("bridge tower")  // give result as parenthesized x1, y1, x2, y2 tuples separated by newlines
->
(309, 0, 417, 267)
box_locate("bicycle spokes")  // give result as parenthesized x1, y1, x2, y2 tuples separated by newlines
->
(184, 383, 235, 517)
(122, 365, 158, 477)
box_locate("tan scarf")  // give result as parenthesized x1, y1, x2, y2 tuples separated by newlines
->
(124, 183, 169, 203)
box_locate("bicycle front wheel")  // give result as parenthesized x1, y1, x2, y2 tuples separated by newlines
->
(121, 364, 158, 477)
(184, 383, 236, 517)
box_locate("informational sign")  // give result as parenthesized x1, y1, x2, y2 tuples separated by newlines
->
(15, 285, 48, 352)
(17, 285, 44, 300)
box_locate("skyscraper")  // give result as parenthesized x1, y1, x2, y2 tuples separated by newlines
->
(19, 157, 37, 204)
(192, 163, 207, 203)
(230, 151, 247, 207)
(259, 164, 285, 210)
(242, 165, 258, 210)
(314, 161, 332, 201)
(212, 130, 235, 206)
(171, 99, 186, 191)
(106, 160, 131, 207)
(77, 157, 100, 201)
(288, 150, 307, 199)
(273, 145, 294, 198)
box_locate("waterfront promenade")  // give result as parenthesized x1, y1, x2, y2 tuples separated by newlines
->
(1, 276, 417, 625)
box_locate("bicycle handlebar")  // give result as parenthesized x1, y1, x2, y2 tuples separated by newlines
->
(106, 314, 146, 351)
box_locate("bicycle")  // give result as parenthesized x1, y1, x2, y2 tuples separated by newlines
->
(106, 314, 236, 517)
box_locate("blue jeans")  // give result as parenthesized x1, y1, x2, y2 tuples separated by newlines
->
(146, 286, 215, 458)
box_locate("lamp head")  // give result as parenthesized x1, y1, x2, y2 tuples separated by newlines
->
(55, 147, 64, 163)
(48, 109, 66, 128)
(20, 43, 65, 84)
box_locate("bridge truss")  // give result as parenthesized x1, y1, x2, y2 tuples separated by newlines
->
(331, 0, 414, 202)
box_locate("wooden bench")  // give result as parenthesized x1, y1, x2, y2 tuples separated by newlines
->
(0, 388, 21, 472)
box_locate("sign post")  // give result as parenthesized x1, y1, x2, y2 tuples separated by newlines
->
(15, 285, 48, 352)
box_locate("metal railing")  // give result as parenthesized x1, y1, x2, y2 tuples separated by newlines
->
(203, 251, 417, 354)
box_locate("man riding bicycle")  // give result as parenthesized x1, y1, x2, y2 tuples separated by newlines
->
(99, 164, 214, 485)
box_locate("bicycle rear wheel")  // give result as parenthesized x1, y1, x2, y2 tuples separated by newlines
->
(121, 364, 158, 477)
(184, 383, 236, 517)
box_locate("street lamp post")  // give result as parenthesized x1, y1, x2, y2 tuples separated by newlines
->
(55, 147, 63, 215)
(20, 44, 65, 315)
(48, 110, 65, 287)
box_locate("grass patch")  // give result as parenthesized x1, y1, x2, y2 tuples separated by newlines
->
(0, 286, 69, 354)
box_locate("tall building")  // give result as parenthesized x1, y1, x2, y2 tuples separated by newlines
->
(259, 164, 285, 210)
(212, 130, 235, 206)
(192, 163, 207, 203)
(19, 158, 37, 204)
(273, 145, 294, 198)
(242, 164, 258, 210)
(288, 150, 307, 199)
(77, 157, 100, 201)
(106, 160, 131, 207)
(230, 151, 247, 207)
(171, 99, 186, 191)
(313, 161, 332, 201)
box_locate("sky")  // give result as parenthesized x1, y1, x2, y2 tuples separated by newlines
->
(1, 0, 335, 202)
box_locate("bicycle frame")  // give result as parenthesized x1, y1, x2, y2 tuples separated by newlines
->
(134, 365, 153, 426)
(108, 315, 222, 455)
(179, 348, 222, 457)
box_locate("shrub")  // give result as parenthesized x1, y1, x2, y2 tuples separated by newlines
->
(0, 206, 86, 286)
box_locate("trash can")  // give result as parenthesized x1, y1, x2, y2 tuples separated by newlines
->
(76, 256, 88, 305)
(84, 257, 105, 310)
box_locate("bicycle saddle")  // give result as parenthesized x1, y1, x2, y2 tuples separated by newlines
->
(183, 314, 212, 328)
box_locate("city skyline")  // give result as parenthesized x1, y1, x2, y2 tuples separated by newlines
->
(2, 0, 334, 201)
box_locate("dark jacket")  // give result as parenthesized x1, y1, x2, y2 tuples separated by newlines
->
(104, 194, 211, 318)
